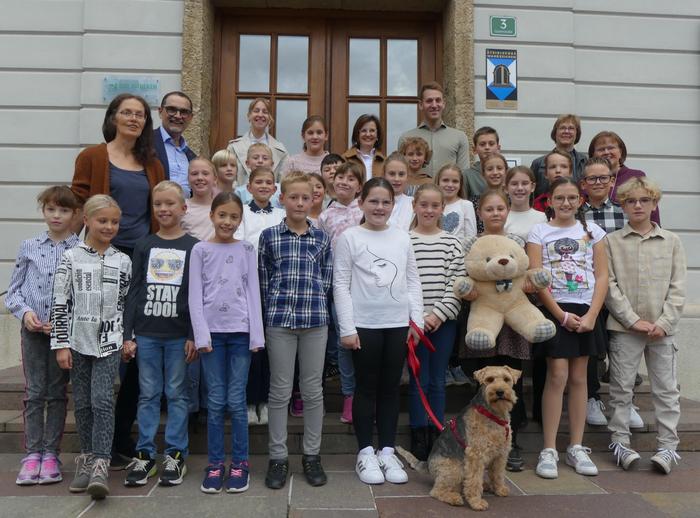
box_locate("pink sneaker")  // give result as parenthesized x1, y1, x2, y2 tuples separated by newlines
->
(290, 393, 304, 417)
(39, 452, 63, 484)
(16, 453, 42, 485)
(340, 395, 353, 424)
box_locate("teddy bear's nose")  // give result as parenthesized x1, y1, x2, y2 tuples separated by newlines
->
(498, 258, 509, 266)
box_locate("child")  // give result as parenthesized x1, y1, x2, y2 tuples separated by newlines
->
(181, 158, 216, 241)
(308, 172, 327, 226)
(318, 162, 364, 424)
(188, 191, 264, 494)
(384, 153, 414, 232)
(282, 116, 329, 175)
(51, 195, 132, 499)
(211, 148, 238, 194)
(533, 150, 572, 213)
(605, 177, 685, 474)
(320, 153, 345, 203)
(463, 189, 532, 472)
(235, 143, 281, 207)
(334, 177, 424, 485)
(122, 181, 198, 487)
(527, 177, 608, 479)
(504, 166, 547, 243)
(258, 172, 333, 490)
(6, 186, 80, 485)
(464, 126, 500, 197)
(408, 184, 465, 461)
(468, 153, 508, 235)
(399, 136, 433, 196)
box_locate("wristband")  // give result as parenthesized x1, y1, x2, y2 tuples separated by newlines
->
(562, 312, 569, 326)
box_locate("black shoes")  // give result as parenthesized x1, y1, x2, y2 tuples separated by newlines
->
(302, 455, 327, 487)
(265, 459, 289, 489)
(410, 427, 430, 461)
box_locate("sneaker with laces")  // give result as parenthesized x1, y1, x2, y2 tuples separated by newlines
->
(39, 452, 63, 484)
(566, 445, 598, 476)
(247, 404, 259, 425)
(506, 445, 524, 472)
(444, 368, 456, 387)
(69, 453, 93, 493)
(535, 448, 559, 479)
(355, 450, 384, 485)
(16, 452, 42, 485)
(609, 442, 640, 470)
(258, 403, 269, 425)
(159, 451, 187, 486)
(340, 395, 353, 424)
(586, 398, 607, 426)
(265, 459, 289, 489)
(87, 457, 111, 500)
(124, 451, 157, 487)
(377, 453, 408, 484)
(200, 463, 225, 493)
(629, 406, 644, 429)
(449, 366, 472, 387)
(226, 461, 250, 493)
(302, 454, 327, 487)
(290, 393, 304, 417)
(650, 449, 680, 474)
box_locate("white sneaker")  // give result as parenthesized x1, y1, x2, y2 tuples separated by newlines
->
(356, 451, 384, 484)
(377, 453, 408, 484)
(586, 398, 607, 426)
(609, 442, 640, 470)
(650, 449, 680, 474)
(629, 406, 644, 429)
(535, 448, 559, 479)
(247, 405, 258, 425)
(566, 444, 598, 476)
(258, 404, 269, 425)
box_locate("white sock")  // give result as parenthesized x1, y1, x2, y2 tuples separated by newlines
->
(359, 446, 374, 456)
(379, 447, 394, 457)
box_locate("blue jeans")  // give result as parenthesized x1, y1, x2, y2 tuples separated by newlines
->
(408, 320, 457, 428)
(135, 335, 189, 457)
(331, 301, 355, 396)
(200, 333, 252, 464)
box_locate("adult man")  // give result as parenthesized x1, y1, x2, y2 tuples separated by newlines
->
(154, 91, 197, 193)
(398, 82, 470, 179)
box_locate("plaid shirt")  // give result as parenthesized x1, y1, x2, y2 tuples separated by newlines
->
(583, 198, 626, 234)
(258, 219, 333, 329)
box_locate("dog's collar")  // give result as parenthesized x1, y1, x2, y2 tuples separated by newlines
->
(495, 279, 513, 293)
(475, 404, 510, 439)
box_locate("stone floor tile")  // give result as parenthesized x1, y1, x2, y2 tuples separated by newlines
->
(594, 468, 700, 493)
(640, 491, 700, 518)
(290, 471, 376, 511)
(506, 467, 607, 495)
(0, 495, 91, 518)
(289, 510, 378, 518)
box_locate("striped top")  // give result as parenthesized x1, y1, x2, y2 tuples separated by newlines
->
(409, 230, 465, 322)
(6, 231, 79, 323)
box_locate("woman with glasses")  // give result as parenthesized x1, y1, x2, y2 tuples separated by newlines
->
(70, 92, 165, 468)
(588, 130, 660, 224)
(531, 114, 588, 196)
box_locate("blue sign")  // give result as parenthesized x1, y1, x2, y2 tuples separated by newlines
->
(102, 76, 160, 105)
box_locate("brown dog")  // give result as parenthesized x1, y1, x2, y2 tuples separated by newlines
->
(398, 366, 521, 511)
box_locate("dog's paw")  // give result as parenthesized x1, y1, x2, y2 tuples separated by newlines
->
(494, 485, 509, 497)
(467, 497, 489, 511)
(431, 489, 464, 507)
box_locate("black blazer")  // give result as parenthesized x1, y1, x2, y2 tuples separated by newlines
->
(153, 127, 197, 180)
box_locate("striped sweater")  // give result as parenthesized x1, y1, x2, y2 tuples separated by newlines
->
(409, 230, 465, 322)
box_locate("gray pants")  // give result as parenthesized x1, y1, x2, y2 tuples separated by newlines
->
(266, 326, 327, 459)
(71, 350, 121, 459)
(21, 327, 69, 454)
(608, 331, 680, 450)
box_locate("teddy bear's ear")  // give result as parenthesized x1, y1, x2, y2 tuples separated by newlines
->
(506, 233, 526, 248)
(463, 235, 478, 254)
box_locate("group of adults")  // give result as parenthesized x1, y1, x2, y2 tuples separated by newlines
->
(67, 82, 654, 463)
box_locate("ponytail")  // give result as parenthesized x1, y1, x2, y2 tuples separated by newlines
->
(576, 206, 594, 240)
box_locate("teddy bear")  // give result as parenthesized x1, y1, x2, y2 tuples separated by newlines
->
(453, 234, 556, 350)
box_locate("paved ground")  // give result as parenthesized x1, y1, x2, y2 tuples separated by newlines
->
(1, 452, 699, 517)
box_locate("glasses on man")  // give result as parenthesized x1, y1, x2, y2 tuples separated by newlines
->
(623, 197, 654, 207)
(118, 110, 146, 120)
(164, 106, 193, 117)
(583, 175, 613, 185)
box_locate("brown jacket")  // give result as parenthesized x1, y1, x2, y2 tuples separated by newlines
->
(71, 143, 165, 232)
(342, 147, 386, 180)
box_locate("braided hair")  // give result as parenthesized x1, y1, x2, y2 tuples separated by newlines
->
(547, 176, 593, 239)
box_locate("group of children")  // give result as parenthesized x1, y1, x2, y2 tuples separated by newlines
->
(5, 115, 685, 502)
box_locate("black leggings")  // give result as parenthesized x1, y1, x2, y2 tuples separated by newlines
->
(352, 327, 407, 450)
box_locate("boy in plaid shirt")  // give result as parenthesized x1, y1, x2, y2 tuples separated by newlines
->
(581, 157, 626, 234)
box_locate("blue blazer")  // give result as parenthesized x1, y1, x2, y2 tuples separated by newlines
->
(153, 127, 197, 180)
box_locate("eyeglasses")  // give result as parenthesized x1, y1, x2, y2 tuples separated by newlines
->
(583, 175, 613, 185)
(594, 145, 619, 153)
(551, 194, 580, 204)
(118, 110, 145, 120)
(623, 197, 654, 207)
(557, 125, 576, 132)
(163, 106, 193, 117)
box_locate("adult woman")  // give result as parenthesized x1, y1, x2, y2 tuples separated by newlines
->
(343, 114, 386, 181)
(71, 93, 165, 254)
(70, 93, 164, 467)
(587, 130, 660, 224)
(531, 114, 587, 196)
(228, 98, 288, 184)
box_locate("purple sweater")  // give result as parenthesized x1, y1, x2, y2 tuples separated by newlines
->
(188, 240, 265, 350)
(612, 165, 661, 225)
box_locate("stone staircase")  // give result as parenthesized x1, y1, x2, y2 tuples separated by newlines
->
(0, 365, 697, 454)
